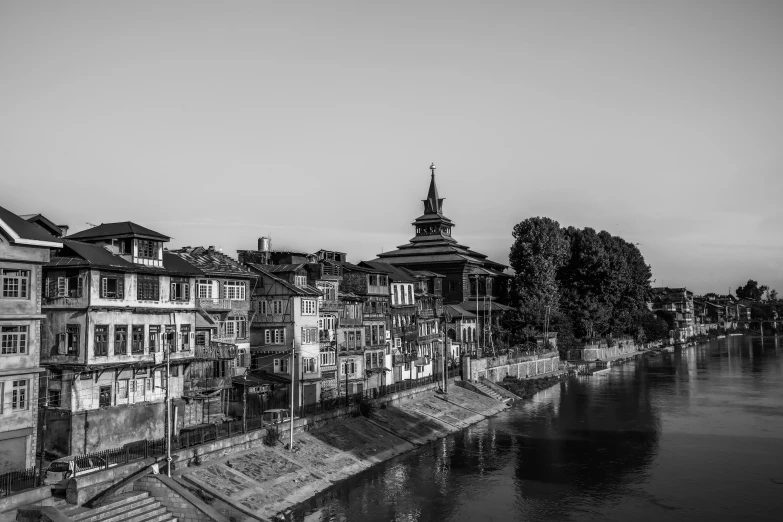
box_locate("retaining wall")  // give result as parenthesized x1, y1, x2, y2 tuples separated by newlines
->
(581, 342, 642, 361)
(133, 475, 228, 522)
(465, 352, 560, 383)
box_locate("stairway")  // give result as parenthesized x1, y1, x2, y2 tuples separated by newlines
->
(59, 491, 176, 522)
(470, 381, 508, 403)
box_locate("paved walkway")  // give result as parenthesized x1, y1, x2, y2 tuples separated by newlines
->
(176, 386, 509, 521)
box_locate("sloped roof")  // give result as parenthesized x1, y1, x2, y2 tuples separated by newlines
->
(0, 205, 63, 247)
(443, 304, 476, 318)
(67, 222, 170, 241)
(405, 269, 446, 278)
(244, 263, 321, 296)
(169, 247, 255, 279)
(359, 261, 417, 282)
(264, 264, 306, 274)
(459, 300, 514, 313)
(20, 213, 66, 238)
(47, 239, 203, 276)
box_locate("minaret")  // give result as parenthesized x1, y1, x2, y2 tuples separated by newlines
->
(423, 163, 445, 214)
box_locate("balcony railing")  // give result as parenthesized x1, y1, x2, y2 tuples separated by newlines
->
(183, 376, 233, 393)
(194, 342, 237, 360)
(320, 341, 336, 350)
(211, 335, 247, 344)
(196, 298, 232, 310)
(417, 309, 435, 319)
(337, 343, 363, 353)
(319, 300, 341, 312)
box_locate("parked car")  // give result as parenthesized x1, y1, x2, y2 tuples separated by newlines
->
(262, 408, 295, 425)
(43, 456, 108, 491)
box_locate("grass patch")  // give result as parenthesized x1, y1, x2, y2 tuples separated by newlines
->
(498, 375, 564, 399)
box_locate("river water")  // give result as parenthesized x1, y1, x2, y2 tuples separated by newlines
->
(291, 336, 783, 522)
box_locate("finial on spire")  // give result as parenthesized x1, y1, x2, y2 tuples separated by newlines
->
(430, 163, 436, 177)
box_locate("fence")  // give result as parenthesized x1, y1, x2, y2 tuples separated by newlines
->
(0, 466, 36, 498)
(4, 373, 451, 499)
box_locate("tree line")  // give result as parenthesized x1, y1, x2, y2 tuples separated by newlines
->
(505, 217, 667, 353)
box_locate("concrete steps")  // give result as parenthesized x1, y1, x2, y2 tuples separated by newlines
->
(59, 492, 177, 522)
(470, 381, 507, 402)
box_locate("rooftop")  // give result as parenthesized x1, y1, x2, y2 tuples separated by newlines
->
(67, 221, 170, 242)
(0, 204, 63, 247)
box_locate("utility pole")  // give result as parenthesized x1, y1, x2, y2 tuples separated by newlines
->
(289, 338, 295, 451)
(165, 338, 171, 477)
(242, 371, 247, 432)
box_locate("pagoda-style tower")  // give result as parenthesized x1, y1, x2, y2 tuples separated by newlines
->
(374, 165, 510, 306)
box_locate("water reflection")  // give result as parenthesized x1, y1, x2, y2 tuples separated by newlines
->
(293, 336, 783, 522)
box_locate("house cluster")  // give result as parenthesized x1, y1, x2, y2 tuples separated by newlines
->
(650, 287, 760, 342)
(0, 169, 513, 470)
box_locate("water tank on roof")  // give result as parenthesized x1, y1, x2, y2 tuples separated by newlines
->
(258, 237, 271, 252)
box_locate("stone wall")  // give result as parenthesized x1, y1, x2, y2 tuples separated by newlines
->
(581, 342, 642, 361)
(465, 352, 560, 383)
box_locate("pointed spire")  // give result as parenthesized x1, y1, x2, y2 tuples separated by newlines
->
(424, 163, 444, 214)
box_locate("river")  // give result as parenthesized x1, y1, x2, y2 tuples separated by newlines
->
(290, 336, 783, 521)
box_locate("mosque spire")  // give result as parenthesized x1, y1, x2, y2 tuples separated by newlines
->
(424, 163, 444, 214)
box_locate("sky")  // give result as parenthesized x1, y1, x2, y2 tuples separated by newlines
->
(1, 1, 782, 295)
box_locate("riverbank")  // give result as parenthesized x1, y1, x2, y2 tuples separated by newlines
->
(497, 374, 565, 399)
(170, 383, 516, 521)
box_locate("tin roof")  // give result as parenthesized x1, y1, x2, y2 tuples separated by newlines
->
(169, 246, 255, 279)
(244, 263, 321, 296)
(0, 204, 62, 247)
(67, 221, 170, 241)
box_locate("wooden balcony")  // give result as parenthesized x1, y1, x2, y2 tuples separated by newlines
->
(183, 376, 233, 393)
(197, 298, 249, 311)
(194, 342, 237, 360)
(319, 300, 341, 312)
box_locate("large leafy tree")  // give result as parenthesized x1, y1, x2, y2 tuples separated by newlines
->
(735, 279, 768, 301)
(509, 217, 570, 325)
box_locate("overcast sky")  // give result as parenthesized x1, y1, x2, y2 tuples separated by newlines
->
(2, 1, 782, 295)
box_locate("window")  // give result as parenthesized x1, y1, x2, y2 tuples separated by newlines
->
(302, 299, 316, 315)
(1, 269, 30, 299)
(134, 378, 145, 397)
(48, 389, 61, 408)
(99, 385, 112, 407)
(137, 240, 158, 259)
(95, 325, 108, 356)
(116, 379, 128, 399)
(257, 300, 268, 315)
(341, 358, 356, 375)
(164, 327, 176, 352)
(197, 279, 217, 299)
(132, 325, 144, 353)
(393, 286, 399, 305)
(137, 275, 160, 300)
(265, 328, 285, 345)
(114, 326, 127, 355)
(45, 271, 83, 298)
(223, 281, 245, 301)
(1, 326, 27, 355)
(275, 357, 289, 373)
(317, 283, 335, 301)
(272, 300, 283, 314)
(170, 279, 190, 301)
(64, 325, 79, 355)
(149, 326, 160, 353)
(408, 286, 413, 304)
(101, 273, 124, 299)
(303, 357, 316, 373)
(366, 352, 371, 369)
(369, 275, 377, 286)
(301, 327, 317, 344)
(180, 325, 191, 350)
(294, 275, 307, 288)
(320, 350, 335, 366)
(12, 380, 28, 410)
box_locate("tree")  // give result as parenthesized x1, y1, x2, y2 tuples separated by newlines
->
(769, 289, 778, 301)
(509, 217, 570, 325)
(735, 279, 768, 301)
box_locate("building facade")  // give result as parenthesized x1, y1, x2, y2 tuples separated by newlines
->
(0, 206, 62, 471)
(39, 223, 201, 456)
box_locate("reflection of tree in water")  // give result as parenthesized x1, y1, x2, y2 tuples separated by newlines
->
(512, 364, 661, 509)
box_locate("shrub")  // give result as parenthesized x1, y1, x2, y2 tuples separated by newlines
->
(263, 426, 279, 446)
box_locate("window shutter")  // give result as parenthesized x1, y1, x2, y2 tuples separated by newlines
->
(117, 277, 124, 298)
(185, 283, 190, 301)
(45, 278, 51, 297)
(77, 275, 83, 298)
(58, 333, 66, 355)
(171, 283, 176, 300)
(101, 278, 107, 298)
(274, 359, 279, 370)
(365, 326, 371, 345)
(57, 277, 66, 297)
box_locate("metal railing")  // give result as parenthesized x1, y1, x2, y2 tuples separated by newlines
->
(0, 467, 36, 498)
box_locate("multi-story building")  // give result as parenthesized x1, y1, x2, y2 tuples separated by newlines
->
(39, 222, 201, 455)
(410, 269, 445, 377)
(359, 262, 417, 385)
(341, 263, 391, 393)
(443, 304, 478, 358)
(239, 251, 322, 407)
(651, 287, 695, 341)
(0, 205, 62, 471)
(168, 246, 256, 424)
(373, 167, 513, 353)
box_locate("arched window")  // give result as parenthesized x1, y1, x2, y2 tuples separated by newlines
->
(462, 328, 467, 341)
(393, 285, 399, 305)
(408, 286, 413, 304)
